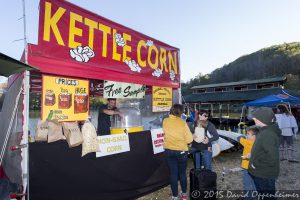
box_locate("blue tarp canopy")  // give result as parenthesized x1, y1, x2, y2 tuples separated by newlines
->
(244, 90, 300, 106)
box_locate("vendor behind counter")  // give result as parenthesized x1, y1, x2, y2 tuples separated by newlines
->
(97, 98, 122, 135)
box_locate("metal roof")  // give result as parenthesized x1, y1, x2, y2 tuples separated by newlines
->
(191, 76, 286, 89)
(183, 88, 300, 103)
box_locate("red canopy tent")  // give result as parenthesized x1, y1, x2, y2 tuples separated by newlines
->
(20, 0, 182, 199)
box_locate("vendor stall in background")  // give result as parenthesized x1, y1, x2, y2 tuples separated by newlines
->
(24, 0, 181, 199)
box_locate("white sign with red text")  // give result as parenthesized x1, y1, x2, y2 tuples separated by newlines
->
(151, 128, 165, 154)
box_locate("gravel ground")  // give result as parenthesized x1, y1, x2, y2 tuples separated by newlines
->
(137, 137, 300, 200)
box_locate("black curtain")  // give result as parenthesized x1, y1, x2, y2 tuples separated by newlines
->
(29, 131, 169, 200)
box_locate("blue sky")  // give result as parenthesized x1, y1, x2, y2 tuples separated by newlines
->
(1, 0, 300, 83)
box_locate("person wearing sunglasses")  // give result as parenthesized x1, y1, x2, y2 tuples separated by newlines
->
(191, 111, 219, 170)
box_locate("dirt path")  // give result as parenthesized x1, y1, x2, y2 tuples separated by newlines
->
(138, 137, 300, 199)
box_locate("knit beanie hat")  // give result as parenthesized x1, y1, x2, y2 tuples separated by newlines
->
(252, 107, 274, 125)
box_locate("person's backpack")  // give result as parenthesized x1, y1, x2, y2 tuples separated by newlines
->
(190, 168, 217, 200)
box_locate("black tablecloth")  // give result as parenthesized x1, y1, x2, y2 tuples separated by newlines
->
(29, 131, 169, 200)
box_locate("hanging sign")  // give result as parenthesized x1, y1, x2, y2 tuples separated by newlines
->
(96, 134, 130, 157)
(152, 86, 172, 112)
(151, 128, 165, 154)
(34, 0, 180, 88)
(103, 80, 146, 98)
(42, 75, 89, 121)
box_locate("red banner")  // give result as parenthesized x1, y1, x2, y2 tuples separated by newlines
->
(29, 0, 180, 88)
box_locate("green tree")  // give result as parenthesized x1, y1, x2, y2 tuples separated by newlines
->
(182, 42, 300, 94)
(285, 74, 300, 91)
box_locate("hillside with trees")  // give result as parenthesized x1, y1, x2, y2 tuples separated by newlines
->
(182, 42, 300, 96)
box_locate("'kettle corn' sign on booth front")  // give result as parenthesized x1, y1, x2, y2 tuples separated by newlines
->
(31, 0, 180, 89)
(42, 75, 89, 121)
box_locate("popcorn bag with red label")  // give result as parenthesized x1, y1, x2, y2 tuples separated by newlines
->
(45, 91, 56, 106)
(58, 93, 72, 109)
(74, 93, 88, 113)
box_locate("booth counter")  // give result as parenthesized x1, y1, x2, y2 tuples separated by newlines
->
(29, 131, 168, 200)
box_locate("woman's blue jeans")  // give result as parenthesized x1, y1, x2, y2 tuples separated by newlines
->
(164, 149, 188, 197)
(192, 149, 212, 170)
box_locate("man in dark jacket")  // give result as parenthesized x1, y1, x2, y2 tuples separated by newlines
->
(97, 98, 122, 135)
(248, 107, 281, 200)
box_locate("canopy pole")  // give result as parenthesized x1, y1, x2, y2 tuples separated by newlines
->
(240, 106, 245, 123)
(21, 0, 30, 199)
(219, 103, 222, 124)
